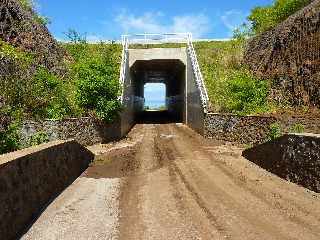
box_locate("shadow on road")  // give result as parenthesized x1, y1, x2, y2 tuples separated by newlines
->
(136, 110, 182, 124)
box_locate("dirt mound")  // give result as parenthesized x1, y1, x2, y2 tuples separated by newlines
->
(244, 0, 320, 107)
(0, 0, 65, 74)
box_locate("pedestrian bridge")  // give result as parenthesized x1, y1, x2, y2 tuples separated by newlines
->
(118, 33, 209, 135)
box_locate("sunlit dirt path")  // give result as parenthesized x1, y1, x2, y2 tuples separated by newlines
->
(22, 124, 320, 240)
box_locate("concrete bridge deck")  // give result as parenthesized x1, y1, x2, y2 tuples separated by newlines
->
(21, 124, 320, 240)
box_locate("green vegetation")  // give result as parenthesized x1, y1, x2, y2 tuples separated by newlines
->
(248, 0, 311, 34)
(74, 56, 121, 122)
(18, 0, 51, 25)
(0, 121, 20, 154)
(0, 31, 122, 154)
(265, 123, 282, 142)
(289, 123, 305, 133)
(33, 15, 51, 25)
(195, 40, 270, 115)
(18, 0, 33, 10)
(63, 30, 122, 122)
(225, 69, 269, 115)
(0, 39, 78, 121)
(1, 32, 121, 122)
(30, 131, 49, 146)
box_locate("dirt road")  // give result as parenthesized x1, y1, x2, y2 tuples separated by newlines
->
(22, 124, 320, 240)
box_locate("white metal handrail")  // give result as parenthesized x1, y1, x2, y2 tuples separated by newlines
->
(119, 35, 129, 103)
(186, 33, 210, 113)
(122, 33, 190, 44)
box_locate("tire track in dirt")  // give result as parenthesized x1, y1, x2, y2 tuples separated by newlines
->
(22, 123, 320, 240)
(170, 124, 320, 239)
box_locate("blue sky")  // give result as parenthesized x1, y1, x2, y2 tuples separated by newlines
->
(36, 0, 273, 41)
(144, 83, 166, 108)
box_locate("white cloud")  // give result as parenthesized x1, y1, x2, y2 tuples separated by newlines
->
(115, 10, 210, 38)
(221, 10, 247, 35)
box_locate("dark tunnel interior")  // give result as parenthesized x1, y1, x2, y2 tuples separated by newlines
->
(130, 59, 186, 124)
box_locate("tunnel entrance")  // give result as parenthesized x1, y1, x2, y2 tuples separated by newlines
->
(131, 59, 186, 124)
(144, 83, 167, 111)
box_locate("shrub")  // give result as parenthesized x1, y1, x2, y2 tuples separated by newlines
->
(225, 69, 270, 115)
(0, 108, 21, 154)
(18, 0, 33, 10)
(33, 15, 51, 25)
(265, 123, 282, 142)
(75, 57, 120, 122)
(248, 0, 312, 33)
(27, 66, 73, 120)
(63, 29, 88, 61)
(30, 131, 49, 146)
(289, 123, 305, 133)
(0, 121, 20, 154)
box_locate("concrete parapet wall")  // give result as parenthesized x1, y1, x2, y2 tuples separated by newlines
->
(0, 140, 94, 240)
(129, 48, 187, 67)
(243, 134, 320, 193)
(20, 117, 121, 147)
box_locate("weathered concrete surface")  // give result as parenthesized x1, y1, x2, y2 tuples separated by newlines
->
(22, 124, 320, 240)
(20, 117, 121, 147)
(0, 140, 94, 240)
(129, 48, 187, 67)
(243, 133, 320, 193)
(186, 52, 205, 134)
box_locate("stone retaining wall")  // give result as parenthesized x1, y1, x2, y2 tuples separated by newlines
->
(204, 113, 320, 145)
(243, 134, 320, 193)
(0, 140, 94, 240)
(204, 113, 277, 144)
(20, 117, 121, 147)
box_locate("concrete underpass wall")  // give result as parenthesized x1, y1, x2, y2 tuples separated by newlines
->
(120, 56, 137, 136)
(166, 95, 184, 119)
(243, 134, 320, 193)
(0, 140, 94, 240)
(186, 51, 205, 134)
(122, 47, 208, 132)
(128, 48, 187, 121)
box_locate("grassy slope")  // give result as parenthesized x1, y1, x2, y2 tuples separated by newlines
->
(194, 41, 243, 112)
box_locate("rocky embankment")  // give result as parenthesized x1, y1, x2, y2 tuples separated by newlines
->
(244, 0, 320, 107)
(0, 0, 65, 74)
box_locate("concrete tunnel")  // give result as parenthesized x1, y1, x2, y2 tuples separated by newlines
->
(130, 59, 186, 123)
(119, 47, 206, 137)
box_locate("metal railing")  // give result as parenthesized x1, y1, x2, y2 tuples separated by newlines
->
(119, 35, 129, 103)
(186, 33, 210, 113)
(119, 33, 209, 112)
(121, 33, 190, 45)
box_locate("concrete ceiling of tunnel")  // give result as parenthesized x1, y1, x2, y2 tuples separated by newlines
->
(131, 59, 185, 84)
